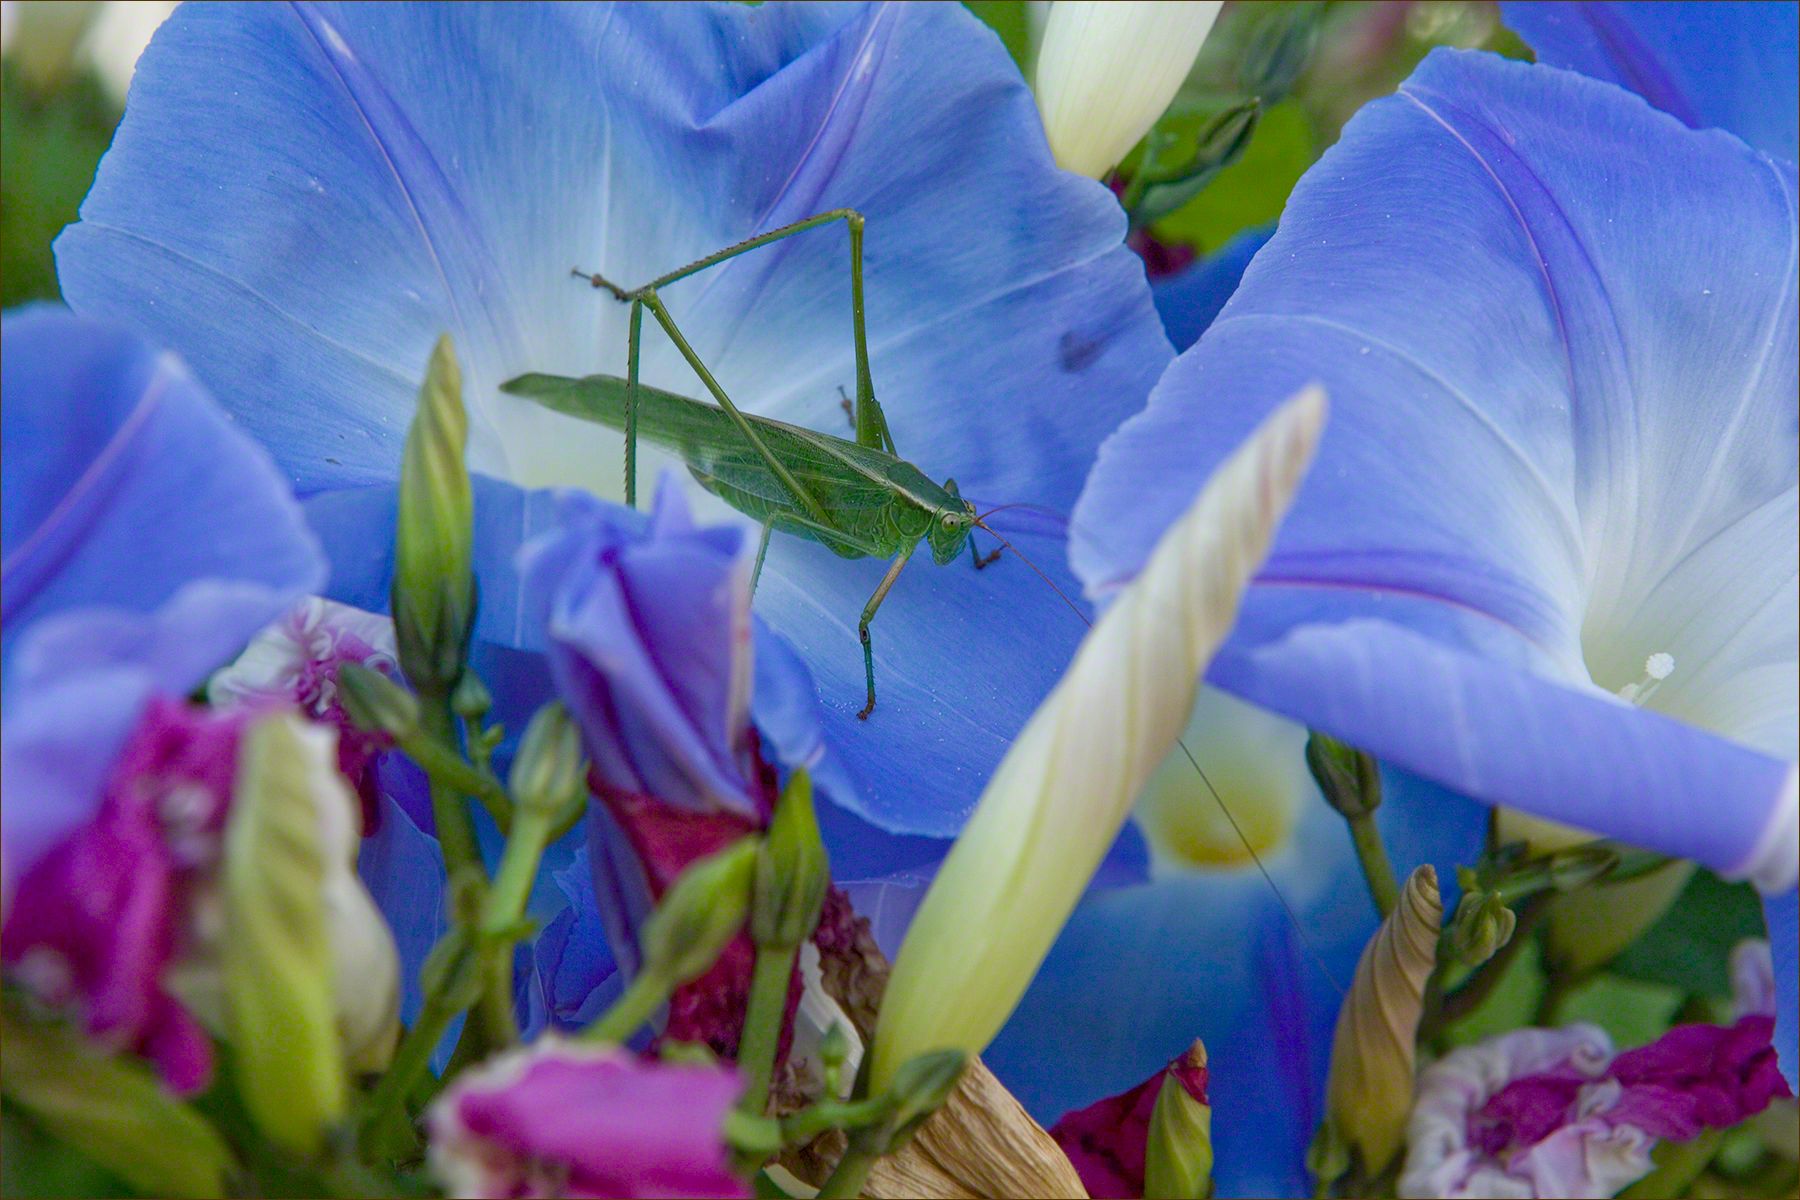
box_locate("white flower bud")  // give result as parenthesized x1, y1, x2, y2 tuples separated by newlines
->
(1033, 0, 1223, 179)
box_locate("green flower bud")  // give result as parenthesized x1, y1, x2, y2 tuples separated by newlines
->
(884, 1048, 967, 1147)
(1450, 891, 1517, 967)
(222, 713, 348, 1153)
(1144, 1042, 1214, 1200)
(1304, 730, 1381, 819)
(393, 334, 475, 695)
(451, 669, 494, 722)
(506, 703, 588, 826)
(337, 660, 420, 739)
(752, 769, 830, 951)
(639, 837, 759, 987)
(1234, 1, 1321, 100)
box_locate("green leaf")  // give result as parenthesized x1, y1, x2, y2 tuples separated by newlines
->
(1556, 973, 1686, 1049)
(1609, 869, 1766, 998)
(222, 712, 346, 1153)
(0, 1007, 234, 1198)
(0, 63, 119, 307)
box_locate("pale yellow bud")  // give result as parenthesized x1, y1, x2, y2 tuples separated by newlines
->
(870, 388, 1326, 1090)
(1318, 864, 1443, 1179)
(1034, 1, 1223, 178)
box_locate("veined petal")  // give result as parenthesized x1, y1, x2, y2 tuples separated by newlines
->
(1073, 49, 1799, 888)
(1501, 1, 1798, 161)
(59, 1, 1171, 838)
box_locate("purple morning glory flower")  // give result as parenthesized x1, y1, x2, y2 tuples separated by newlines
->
(1, 307, 323, 892)
(1501, 0, 1798, 161)
(1071, 46, 1798, 1075)
(55, 0, 1171, 840)
(426, 1038, 747, 1199)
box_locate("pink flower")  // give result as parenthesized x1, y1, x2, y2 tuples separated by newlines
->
(2, 697, 246, 1093)
(209, 597, 399, 830)
(1050, 1044, 1210, 1199)
(1403, 1015, 1793, 1199)
(426, 1038, 748, 1199)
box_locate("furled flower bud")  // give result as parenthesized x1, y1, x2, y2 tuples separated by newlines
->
(426, 1037, 748, 1199)
(752, 769, 829, 952)
(1050, 1040, 1210, 1200)
(873, 391, 1324, 1089)
(1034, 1, 1223, 178)
(1315, 864, 1442, 1181)
(337, 660, 421, 741)
(1305, 729, 1381, 820)
(508, 702, 588, 827)
(1144, 1042, 1213, 1200)
(392, 334, 475, 695)
(639, 837, 759, 990)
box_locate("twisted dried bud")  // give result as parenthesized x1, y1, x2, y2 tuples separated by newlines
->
(1316, 864, 1443, 1179)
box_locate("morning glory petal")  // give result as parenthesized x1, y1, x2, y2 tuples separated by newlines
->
(1, 307, 322, 665)
(1501, 1, 1798, 161)
(1150, 225, 1273, 352)
(0, 307, 324, 881)
(1073, 49, 1798, 887)
(58, 1, 1169, 837)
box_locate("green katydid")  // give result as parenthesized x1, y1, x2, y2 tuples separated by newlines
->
(502, 208, 1029, 721)
(502, 211, 1354, 1001)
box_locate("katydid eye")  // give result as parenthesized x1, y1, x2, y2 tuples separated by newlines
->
(941, 513, 959, 529)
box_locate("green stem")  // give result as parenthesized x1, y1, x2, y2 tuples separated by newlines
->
(780, 1096, 891, 1145)
(817, 1127, 884, 1200)
(400, 718, 511, 835)
(1419, 894, 1552, 1045)
(1346, 812, 1399, 918)
(584, 970, 671, 1045)
(482, 812, 552, 938)
(420, 699, 486, 880)
(737, 944, 798, 1115)
(357, 990, 458, 1156)
(1618, 1129, 1723, 1199)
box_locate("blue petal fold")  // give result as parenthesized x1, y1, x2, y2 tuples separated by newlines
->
(1, 307, 323, 880)
(1072, 49, 1798, 886)
(1501, 1, 1798, 161)
(1150, 226, 1274, 352)
(58, 0, 1171, 838)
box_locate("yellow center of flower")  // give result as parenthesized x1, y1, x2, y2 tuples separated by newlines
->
(1133, 688, 1308, 872)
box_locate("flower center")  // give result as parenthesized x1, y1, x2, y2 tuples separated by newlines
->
(1134, 689, 1305, 872)
(1616, 651, 1675, 706)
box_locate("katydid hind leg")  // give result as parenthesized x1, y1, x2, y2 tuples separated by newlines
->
(638, 290, 837, 530)
(751, 520, 774, 597)
(856, 543, 918, 720)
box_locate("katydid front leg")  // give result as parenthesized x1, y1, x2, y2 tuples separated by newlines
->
(858, 541, 918, 720)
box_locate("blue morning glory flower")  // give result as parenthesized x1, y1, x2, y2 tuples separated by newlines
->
(1072, 46, 1797, 1079)
(1502, 0, 1798, 161)
(55, 0, 1171, 839)
(0, 307, 323, 888)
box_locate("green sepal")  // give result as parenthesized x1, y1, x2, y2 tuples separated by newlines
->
(221, 712, 346, 1153)
(1144, 1071, 1214, 1200)
(752, 768, 829, 951)
(0, 1003, 236, 1198)
(1130, 99, 1262, 228)
(640, 837, 760, 986)
(393, 333, 475, 695)
(337, 661, 420, 739)
(883, 1048, 965, 1148)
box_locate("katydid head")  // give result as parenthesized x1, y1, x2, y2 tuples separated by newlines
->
(928, 479, 979, 564)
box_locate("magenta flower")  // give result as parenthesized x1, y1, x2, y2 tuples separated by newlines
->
(2, 697, 247, 1094)
(1402, 1015, 1792, 1199)
(426, 1038, 747, 1199)
(1050, 1044, 1211, 1199)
